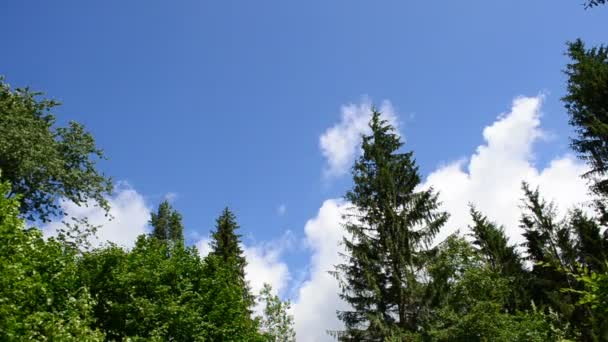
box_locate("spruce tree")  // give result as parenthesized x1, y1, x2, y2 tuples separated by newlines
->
(332, 110, 448, 341)
(563, 40, 608, 200)
(469, 207, 523, 274)
(570, 209, 608, 273)
(520, 183, 575, 278)
(468, 206, 529, 311)
(209, 208, 247, 277)
(150, 200, 184, 244)
(520, 183, 608, 339)
(518, 183, 594, 338)
(208, 207, 253, 309)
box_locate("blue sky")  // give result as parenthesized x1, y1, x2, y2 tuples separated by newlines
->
(2, 1, 606, 340)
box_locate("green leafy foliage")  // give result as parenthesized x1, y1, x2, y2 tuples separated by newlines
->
(0, 179, 265, 341)
(428, 302, 569, 342)
(3, 14, 608, 338)
(518, 183, 607, 339)
(331, 111, 608, 341)
(425, 235, 569, 342)
(564, 264, 608, 340)
(258, 283, 296, 342)
(78, 221, 263, 341)
(574, 265, 608, 314)
(0, 77, 113, 222)
(0, 181, 104, 341)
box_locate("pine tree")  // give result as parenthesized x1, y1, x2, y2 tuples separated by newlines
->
(150, 200, 184, 244)
(332, 110, 448, 341)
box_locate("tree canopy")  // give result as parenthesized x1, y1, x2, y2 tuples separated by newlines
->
(0, 78, 113, 222)
(333, 111, 608, 341)
(1, 2, 608, 339)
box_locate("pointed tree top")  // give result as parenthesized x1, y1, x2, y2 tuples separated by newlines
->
(150, 200, 184, 244)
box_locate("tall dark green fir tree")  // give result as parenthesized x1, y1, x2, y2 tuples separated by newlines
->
(563, 40, 608, 202)
(150, 200, 184, 244)
(208, 207, 255, 311)
(209, 207, 247, 278)
(332, 110, 448, 341)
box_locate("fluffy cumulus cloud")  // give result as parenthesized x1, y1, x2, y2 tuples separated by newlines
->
(38, 96, 590, 342)
(43, 183, 150, 247)
(288, 95, 593, 341)
(244, 238, 291, 296)
(320, 99, 398, 177)
(292, 199, 349, 342)
(419, 96, 591, 244)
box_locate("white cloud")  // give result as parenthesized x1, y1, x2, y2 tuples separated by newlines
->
(40, 95, 588, 342)
(195, 202, 348, 342)
(320, 99, 398, 177)
(244, 240, 291, 297)
(43, 183, 150, 248)
(196, 238, 213, 258)
(292, 199, 349, 342)
(291, 95, 592, 341)
(277, 204, 287, 216)
(420, 96, 591, 245)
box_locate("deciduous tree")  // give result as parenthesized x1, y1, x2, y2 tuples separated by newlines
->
(0, 78, 113, 222)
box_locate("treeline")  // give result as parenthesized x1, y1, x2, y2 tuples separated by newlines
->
(2, 2, 608, 342)
(0, 81, 295, 340)
(331, 112, 607, 341)
(330, 8, 608, 342)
